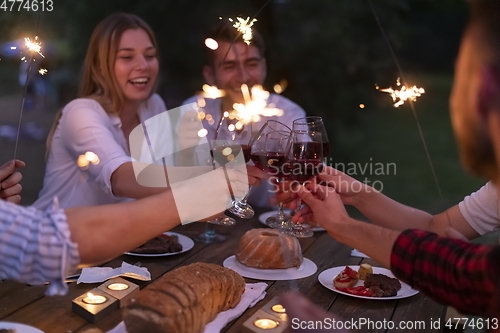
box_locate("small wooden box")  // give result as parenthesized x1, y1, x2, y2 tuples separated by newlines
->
(98, 277, 140, 308)
(241, 309, 288, 333)
(72, 288, 119, 323)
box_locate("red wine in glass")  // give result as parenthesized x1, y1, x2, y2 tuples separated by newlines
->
(283, 159, 323, 183)
(250, 152, 287, 177)
(292, 141, 324, 160)
(322, 142, 330, 157)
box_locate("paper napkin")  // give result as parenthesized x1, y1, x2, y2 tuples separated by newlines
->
(77, 262, 151, 284)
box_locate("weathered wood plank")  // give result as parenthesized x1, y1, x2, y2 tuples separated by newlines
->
(0, 280, 47, 319)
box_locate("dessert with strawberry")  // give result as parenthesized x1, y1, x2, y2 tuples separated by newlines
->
(333, 266, 358, 289)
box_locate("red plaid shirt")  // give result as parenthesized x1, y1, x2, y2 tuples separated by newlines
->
(391, 229, 500, 319)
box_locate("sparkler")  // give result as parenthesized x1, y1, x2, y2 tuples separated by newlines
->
(229, 17, 257, 45)
(39, 68, 48, 75)
(367, 0, 445, 205)
(13, 11, 44, 159)
(24, 36, 45, 58)
(376, 78, 425, 108)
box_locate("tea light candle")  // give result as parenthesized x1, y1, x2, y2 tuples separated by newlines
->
(72, 288, 119, 323)
(271, 304, 286, 313)
(107, 283, 129, 291)
(82, 292, 107, 304)
(98, 277, 139, 308)
(254, 318, 279, 329)
(261, 297, 288, 321)
(241, 309, 287, 333)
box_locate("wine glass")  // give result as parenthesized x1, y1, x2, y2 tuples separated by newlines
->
(250, 121, 291, 227)
(194, 115, 238, 243)
(280, 129, 324, 238)
(212, 116, 254, 219)
(293, 116, 330, 158)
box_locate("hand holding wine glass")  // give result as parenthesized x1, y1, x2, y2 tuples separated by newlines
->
(212, 116, 254, 218)
(280, 129, 324, 237)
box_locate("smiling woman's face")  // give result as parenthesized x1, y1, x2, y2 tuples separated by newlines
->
(114, 28, 159, 105)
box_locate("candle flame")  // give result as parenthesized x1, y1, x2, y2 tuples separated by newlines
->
(24, 36, 45, 58)
(202, 84, 225, 99)
(230, 17, 257, 45)
(376, 78, 425, 107)
(86, 292, 98, 301)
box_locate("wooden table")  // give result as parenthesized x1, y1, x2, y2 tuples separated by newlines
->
(0, 209, 446, 332)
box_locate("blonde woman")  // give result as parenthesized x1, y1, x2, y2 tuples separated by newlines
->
(34, 13, 173, 210)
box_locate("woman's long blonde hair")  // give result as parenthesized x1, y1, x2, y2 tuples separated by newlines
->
(46, 13, 160, 155)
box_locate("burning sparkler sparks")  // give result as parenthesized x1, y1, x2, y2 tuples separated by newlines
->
(24, 36, 45, 58)
(38, 68, 48, 75)
(229, 17, 257, 45)
(202, 84, 225, 99)
(231, 85, 283, 126)
(376, 78, 425, 107)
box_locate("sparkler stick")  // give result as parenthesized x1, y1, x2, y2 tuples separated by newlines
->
(367, 0, 444, 201)
(13, 12, 43, 160)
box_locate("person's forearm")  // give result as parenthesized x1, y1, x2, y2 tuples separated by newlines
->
(328, 216, 400, 268)
(391, 229, 500, 316)
(355, 189, 433, 231)
(111, 163, 216, 199)
(66, 189, 180, 265)
(111, 162, 167, 199)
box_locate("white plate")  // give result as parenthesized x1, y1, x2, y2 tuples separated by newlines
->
(124, 232, 194, 257)
(318, 266, 418, 300)
(258, 211, 325, 232)
(223, 255, 317, 280)
(0, 322, 44, 333)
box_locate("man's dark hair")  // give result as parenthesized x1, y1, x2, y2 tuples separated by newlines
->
(205, 19, 266, 67)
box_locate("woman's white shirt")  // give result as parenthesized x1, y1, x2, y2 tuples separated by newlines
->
(34, 94, 172, 210)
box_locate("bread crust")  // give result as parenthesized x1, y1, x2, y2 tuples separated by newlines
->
(123, 263, 245, 333)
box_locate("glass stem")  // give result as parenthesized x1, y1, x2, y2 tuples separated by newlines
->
(277, 202, 286, 220)
(292, 198, 302, 224)
(239, 185, 252, 204)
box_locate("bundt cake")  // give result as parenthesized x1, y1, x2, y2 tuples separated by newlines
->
(235, 228, 303, 269)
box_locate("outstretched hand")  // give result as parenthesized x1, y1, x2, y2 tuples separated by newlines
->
(291, 183, 350, 235)
(0, 160, 26, 204)
(270, 166, 371, 209)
